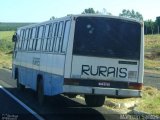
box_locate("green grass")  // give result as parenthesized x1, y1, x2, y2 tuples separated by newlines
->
(0, 31, 14, 52)
(136, 86, 160, 115)
(144, 34, 160, 73)
(0, 31, 15, 41)
(145, 35, 160, 51)
(106, 86, 160, 115)
(144, 59, 160, 70)
(0, 52, 12, 69)
(0, 31, 14, 69)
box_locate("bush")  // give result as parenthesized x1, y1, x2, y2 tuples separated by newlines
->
(0, 39, 13, 52)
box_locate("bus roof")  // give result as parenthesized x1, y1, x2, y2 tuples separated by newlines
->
(17, 14, 143, 30)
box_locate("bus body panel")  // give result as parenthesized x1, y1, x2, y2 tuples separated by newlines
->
(63, 85, 141, 97)
(71, 55, 140, 82)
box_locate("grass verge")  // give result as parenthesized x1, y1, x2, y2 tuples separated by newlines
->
(0, 52, 12, 69)
(106, 86, 160, 115)
(136, 86, 160, 115)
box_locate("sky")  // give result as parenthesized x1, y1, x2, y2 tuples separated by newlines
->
(0, 0, 159, 22)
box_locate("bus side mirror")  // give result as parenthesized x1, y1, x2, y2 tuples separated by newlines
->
(12, 35, 17, 42)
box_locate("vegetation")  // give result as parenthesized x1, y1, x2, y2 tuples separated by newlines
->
(107, 86, 160, 115)
(0, 31, 14, 52)
(144, 35, 160, 73)
(82, 8, 96, 14)
(0, 22, 34, 31)
(144, 17, 160, 35)
(0, 52, 12, 69)
(82, 8, 112, 15)
(119, 9, 143, 21)
(0, 31, 14, 69)
(136, 86, 160, 115)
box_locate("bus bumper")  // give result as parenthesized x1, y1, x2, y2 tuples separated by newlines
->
(63, 85, 142, 98)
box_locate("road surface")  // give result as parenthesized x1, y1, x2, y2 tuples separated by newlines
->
(0, 68, 122, 120)
(143, 72, 160, 89)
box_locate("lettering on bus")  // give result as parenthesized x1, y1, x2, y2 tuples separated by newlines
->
(81, 65, 127, 78)
(32, 58, 40, 66)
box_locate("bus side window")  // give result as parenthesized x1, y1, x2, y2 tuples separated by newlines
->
(42, 24, 50, 51)
(50, 23, 57, 51)
(26, 28, 31, 50)
(32, 27, 38, 50)
(54, 21, 64, 52)
(36, 25, 44, 51)
(46, 24, 53, 51)
(28, 28, 32, 50)
(29, 27, 36, 50)
(18, 30, 24, 50)
(23, 29, 29, 50)
(61, 20, 71, 52)
(21, 30, 26, 50)
(15, 30, 20, 50)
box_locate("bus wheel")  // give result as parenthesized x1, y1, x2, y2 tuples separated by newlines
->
(37, 79, 45, 106)
(16, 72, 25, 91)
(85, 95, 105, 107)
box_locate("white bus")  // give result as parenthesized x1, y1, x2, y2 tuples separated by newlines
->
(12, 14, 144, 107)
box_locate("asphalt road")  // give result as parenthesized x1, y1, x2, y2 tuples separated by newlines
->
(0, 88, 38, 120)
(0, 69, 121, 120)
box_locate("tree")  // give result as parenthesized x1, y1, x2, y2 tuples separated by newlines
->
(144, 20, 155, 34)
(119, 9, 143, 21)
(96, 8, 112, 15)
(156, 17, 160, 34)
(82, 8, 96, 14)
(50, 16, 55, 20)
(144, 21, 150, 34)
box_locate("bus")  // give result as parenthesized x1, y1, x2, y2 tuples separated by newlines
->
(12, 14, 144, 107)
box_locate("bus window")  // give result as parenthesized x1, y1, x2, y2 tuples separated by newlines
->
(36, 26, 44, 51)
(42, 24, 51, 51)
(46, 24, 53, 51)
(32, 27, 38, 50)
(23, 29, 29, 50)
(21, 29, 26, 50)
(50, 23, 57, 51)
(15, 30, 20, 50)
(54, 21, 64, 52)
(29, 27, 36, 50)
(18, 30, 24, 49)
(62, 20, 71, 52)
(73, 17, 141, 60)
(26, 28, 31, 50)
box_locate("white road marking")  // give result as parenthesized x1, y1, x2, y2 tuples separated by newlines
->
(0, 85, 45, 120)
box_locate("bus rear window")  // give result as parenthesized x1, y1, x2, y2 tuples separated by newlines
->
(73, 17, 141, 60)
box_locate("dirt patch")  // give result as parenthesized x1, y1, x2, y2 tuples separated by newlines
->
(145, 51, 160, 60)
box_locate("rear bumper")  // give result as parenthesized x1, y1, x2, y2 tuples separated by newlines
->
(63, 85, 142, 98)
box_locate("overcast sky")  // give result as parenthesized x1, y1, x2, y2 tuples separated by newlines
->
(0, 0, 159, 22)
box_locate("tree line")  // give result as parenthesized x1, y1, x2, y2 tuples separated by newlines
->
(82, 8, 160, 35)
(144, 17, 160, 34)
(0, 23, 34, 31)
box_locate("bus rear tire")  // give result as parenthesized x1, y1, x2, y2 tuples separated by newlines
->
(85, 95, 105, 107)
(16, 72, 25, 91)
(37, 79, 45, 106)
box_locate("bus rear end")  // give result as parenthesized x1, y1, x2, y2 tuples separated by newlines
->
(64, 16, 144, 107)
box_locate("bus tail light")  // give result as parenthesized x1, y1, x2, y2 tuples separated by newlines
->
(128, 83, 143, 90)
